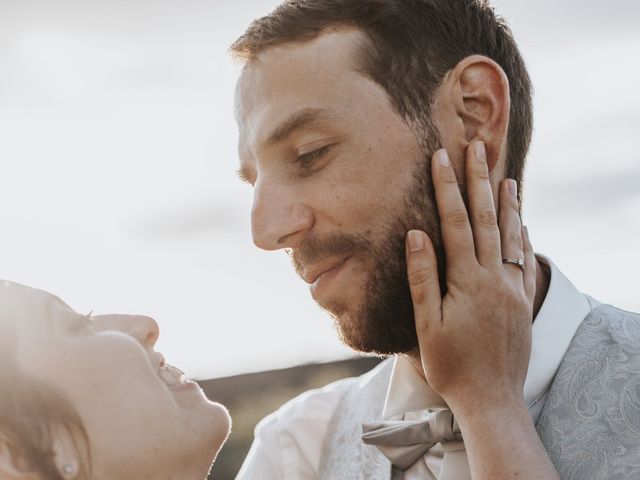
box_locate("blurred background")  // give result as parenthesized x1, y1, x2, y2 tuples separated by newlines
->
(1, 0, 638, 478)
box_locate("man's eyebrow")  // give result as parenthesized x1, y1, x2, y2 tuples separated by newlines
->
(236, 108, 338, 185)
(266, 108, 334, 146)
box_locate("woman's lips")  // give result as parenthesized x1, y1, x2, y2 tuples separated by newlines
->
(168, 380, 201, 393)
(158, 363, 196, 391)
(157, 364, 204, 395)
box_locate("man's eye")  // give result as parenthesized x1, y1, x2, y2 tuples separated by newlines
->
(296, 145, 331, 170)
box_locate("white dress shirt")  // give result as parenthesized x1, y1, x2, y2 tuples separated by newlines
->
(236, 257, 598, 479)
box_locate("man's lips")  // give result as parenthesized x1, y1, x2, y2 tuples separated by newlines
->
(302, 256, 351, 284)
(308, 256, 352, 301)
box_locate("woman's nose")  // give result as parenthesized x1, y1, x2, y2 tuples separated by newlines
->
(92, 314, 160, 347)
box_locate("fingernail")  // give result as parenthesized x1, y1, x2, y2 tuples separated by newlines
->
(408, 230, 425, 252)
(474, 141, 486, 163)
(509, 179, 517, 197)
(523, 225, 529, 240)
(437, 149, 450, 167)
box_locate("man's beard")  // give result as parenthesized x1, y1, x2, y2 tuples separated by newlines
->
(291, 122, 445, 355)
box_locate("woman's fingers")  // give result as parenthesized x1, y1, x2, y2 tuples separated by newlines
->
(432, 149, 477, 275)
(406, 230, 442, 339)
(433, 145, 529, 294)
(498, 178, 525, 284)
(467, 142, 501, 268)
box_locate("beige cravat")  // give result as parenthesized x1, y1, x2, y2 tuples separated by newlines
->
(362, 409, 470, 480)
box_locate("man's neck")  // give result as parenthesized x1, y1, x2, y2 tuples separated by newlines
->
(407, 256, 551, 380)
(533, 257, 551, 320)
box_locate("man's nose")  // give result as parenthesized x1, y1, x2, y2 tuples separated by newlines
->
(251, 180, 313, 251)
(93, 314, 160, 348)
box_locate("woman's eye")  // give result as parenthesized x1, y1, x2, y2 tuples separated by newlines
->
(70, 314, 94, 333)
(296, 145, 331, 170)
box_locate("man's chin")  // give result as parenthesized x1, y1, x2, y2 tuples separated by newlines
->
(319, 301, 373, 352)
(330, 308, 419, 356)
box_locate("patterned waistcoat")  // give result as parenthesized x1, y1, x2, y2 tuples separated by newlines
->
(318, 305, 640, 480)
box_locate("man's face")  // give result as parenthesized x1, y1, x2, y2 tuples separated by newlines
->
(235, 29, 442, 354)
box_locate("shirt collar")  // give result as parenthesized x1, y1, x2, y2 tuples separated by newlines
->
(381, 255, 592, 420)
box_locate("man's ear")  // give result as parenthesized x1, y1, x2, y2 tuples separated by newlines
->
(0, 437, 38, 480)
(437, 55, 510, 173)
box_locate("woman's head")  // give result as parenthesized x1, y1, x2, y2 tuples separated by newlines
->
(0, 280, 230, 479)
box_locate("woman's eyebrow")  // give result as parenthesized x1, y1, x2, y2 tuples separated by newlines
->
(45, 295, 82, 329)
(51, 295, 73, 311)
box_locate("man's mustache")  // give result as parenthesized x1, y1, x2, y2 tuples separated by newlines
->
(289, 233, 372, 276)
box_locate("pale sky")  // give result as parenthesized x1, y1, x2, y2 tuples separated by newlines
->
(1, 0, 638, 379)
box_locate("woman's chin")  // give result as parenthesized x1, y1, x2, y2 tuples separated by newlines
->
(203, 401, 232, 462)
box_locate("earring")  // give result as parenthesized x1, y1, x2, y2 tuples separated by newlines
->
(62, 462, 78, 478)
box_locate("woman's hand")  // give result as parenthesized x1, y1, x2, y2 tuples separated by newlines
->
(405, 142, 559, 479)
(406, 141, 534, 411)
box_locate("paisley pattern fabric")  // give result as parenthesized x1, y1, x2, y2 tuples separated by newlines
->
(536, 305, 640, 479)
(319, 305, 640, 480)
(318, 359, 394, 480)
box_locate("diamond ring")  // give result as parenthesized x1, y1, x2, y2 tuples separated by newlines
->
(502, 257, 524, 271)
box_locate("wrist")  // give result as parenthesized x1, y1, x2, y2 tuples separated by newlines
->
(447, 390, 529, 425)
(450, 396, 534, 440)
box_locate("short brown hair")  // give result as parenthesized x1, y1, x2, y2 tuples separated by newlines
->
(231, 0, 533, 193)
